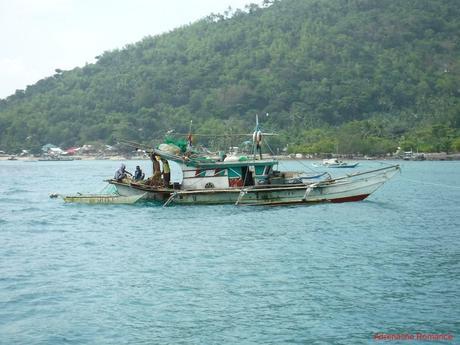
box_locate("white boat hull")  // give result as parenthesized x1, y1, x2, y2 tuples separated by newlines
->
(172, 172, 394, 205)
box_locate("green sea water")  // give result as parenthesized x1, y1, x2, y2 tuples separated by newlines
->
(0, 160, 458, 344)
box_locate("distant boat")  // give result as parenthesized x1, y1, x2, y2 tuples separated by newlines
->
(403, 151, 413, 160)
(403, 151, 425, 161)
(7, 156, 17, 160)
(322, 158, 359, 168)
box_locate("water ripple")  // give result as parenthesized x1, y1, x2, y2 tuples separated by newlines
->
(0, 160, 459, 344)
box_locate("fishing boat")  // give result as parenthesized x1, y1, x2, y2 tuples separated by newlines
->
(322, 158, 359, 168)
(107, 118, 399, 206)
(109, 153, 398, 206)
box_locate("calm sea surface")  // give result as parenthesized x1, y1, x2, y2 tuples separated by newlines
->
(0, 159, 459, 344)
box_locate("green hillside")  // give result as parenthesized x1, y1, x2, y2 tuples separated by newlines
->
(1, 0, 459, 154)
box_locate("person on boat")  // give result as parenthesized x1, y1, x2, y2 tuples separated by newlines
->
(149, 153, 162, 186)
(161, 159, 170, 187)
(133, 166, 145, 181)
(114, 163, 132, 182)
(253, 130, 263, 159)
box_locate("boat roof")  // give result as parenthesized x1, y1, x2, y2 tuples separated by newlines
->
(152, 148, 278, 169)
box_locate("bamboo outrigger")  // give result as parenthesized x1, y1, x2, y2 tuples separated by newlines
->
(63, 193, 146, 204)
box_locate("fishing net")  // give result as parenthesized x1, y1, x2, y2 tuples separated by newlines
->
(163, 137, 188, 153)
(98, 184, 120, 195)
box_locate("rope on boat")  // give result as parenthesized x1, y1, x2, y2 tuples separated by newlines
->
(263, 140, 320, 173)
(331, 164, 400, 182)
(235, 188, 250, 206)
(302, 183, 318, 201)
(163, 192, 178, 207)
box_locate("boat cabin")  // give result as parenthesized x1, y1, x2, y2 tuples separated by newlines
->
(153, 149, 277, 190)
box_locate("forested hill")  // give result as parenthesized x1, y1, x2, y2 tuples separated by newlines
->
(1, 0, 459, 154)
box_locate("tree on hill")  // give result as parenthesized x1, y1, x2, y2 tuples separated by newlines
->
(0, 0, 459, 153)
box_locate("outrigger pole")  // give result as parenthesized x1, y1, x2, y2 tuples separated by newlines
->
(118, 139, 154, 153)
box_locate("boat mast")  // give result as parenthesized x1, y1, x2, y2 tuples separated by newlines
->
(187, 120, 193, 151)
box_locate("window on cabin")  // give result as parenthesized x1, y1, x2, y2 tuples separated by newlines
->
(264, 166, 272, 176)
